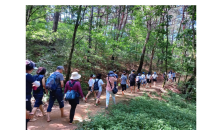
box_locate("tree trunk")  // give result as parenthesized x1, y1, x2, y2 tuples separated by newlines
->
(137, 17, 151, 74)
(149, 42, 156, 72)
(52, 12, 60, 32)
(65, 5, 82, 83)
(87, 6, 94, 62)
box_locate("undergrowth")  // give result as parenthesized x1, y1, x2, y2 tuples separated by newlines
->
(76, 91, 196, 130)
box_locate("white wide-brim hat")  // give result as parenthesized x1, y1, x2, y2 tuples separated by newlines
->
(70, 72, 81, 80)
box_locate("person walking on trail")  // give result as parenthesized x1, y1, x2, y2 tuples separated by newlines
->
(26, 60, 40, 130)
(113, 70, 118, 89)
(141, 72, 147, 88)
(64, 72, 85, 125)
(129, 70, 137, 93)
(167, 72, 173, 83)
(146, 72, 152, 88)
(105, 71, 117, 109)
(85, 74, 96, 102)
(31, 67, 47, 120)
(91, 74, 104, 106)
(121, 71, 128, 95)
(46, 66, 66, 122)
(172, 71, 176, 82)
(136, 73, 142, 92)
(152, 72, 158, 87)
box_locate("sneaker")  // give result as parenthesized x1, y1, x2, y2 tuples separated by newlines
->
(98, 100, 100, 104)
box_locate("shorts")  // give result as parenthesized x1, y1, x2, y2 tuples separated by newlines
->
(141, 80, 147, 84)
(153, 79, 157, 82)
(147, 79, 151, 83)
(121, 84, 126, 91)
(130, 81, 135, 86)
(88, 87, 92, 91)
(33, 94, 43, 107)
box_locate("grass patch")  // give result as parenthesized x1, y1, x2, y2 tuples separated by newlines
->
(77, 92, 196, 130)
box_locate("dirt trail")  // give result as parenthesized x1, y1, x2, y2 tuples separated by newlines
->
(28, 81, 180, 130)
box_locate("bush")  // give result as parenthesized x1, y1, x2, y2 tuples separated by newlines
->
(77, 92, 196, 130)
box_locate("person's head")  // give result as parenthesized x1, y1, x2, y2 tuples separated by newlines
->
(138, 73, 141, 76)
(132, 70, 135, 73)
(36, 67, 46, 75)
(123, 71, 126, 75)
(148, 71, 151, 75)
(90, 74, 93, 78)
(142, 72, 145, 74)
(154, 72, 156, 75)
(113, 70, 117, 74)
(56, 66, 64, 73)
(96, 73, 102, 79)
(108, 71, 115, 77)
(70, 72, 81, 81)
(26, 60, 37, 73)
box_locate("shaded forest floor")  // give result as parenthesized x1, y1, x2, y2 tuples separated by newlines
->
(28, 79, 183, 130)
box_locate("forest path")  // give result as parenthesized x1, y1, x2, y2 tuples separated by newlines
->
(28, 80, 180, 130)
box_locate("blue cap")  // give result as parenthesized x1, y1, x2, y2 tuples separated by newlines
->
(154, 72, 156, 74)
(142, 72, 145, 74)
(57, 66, 64, 70)
(138, 73, 141, 76)
(108, 71, 115, 77)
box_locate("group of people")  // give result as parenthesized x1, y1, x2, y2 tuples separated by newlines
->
(26, 59, 176, 130)
(163, 70, 177, 83)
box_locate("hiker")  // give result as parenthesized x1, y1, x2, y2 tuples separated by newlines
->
(170, 70, 173, 74)
(64, 72, 85, 125)
(31, 67, 47, 120)
(172, 71, 176, 82)
(152, 72, 158, 87)
(141, 72, 147, 88)
(146, 72, 152, 88)
(136, 73, 141, 91)
(46, 66, 66, 122)
(129, 70, 136, 93)
(105, 71, 117, 109)
(85, 74, 96, 102)
(121, 71, 128, 95)
(26, 60, 40, 130)
(113, 70, 118, 89)
(167, 72, 173, 83)
(91, 73, 104, 106)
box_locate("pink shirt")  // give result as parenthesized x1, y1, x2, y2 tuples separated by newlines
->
(64, 79, 84, 98)
(106, 76, 117, 91)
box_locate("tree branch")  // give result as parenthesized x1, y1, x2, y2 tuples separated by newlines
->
(75, 36, 84, 45)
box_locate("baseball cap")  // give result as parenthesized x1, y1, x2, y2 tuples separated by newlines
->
(132, 70, 135, 72)
(26, 60, 38, 70)
(57, 66, 64, 70)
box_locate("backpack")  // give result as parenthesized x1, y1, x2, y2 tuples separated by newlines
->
(33, 75, 44, 93)
(65, 81, 79, 100)
(94, 79, 100, 91)
(129, 74, 135, 81)
(108, 76, 118, 94)
(46, 73, 58, 91)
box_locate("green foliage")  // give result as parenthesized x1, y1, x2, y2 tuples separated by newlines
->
(77, 92, 196, 130)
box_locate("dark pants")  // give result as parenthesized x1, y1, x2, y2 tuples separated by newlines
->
(33, 94, 43, 107)
(173, 77, 176, 82)
(47, 89, 64, 112)
(26, 100, 32, 130)
(137, 81, 141, 89)
(68, 98, 78, 123)
(121, 84, 126, 91)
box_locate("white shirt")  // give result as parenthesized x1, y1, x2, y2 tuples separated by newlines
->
(152, 74, 158, 79)
(146, 74, 151, 79)
(88, 79, 94, 87)
(168, 74, 172, 78)
(141, 74, 146, 81)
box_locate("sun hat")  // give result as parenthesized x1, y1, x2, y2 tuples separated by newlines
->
(108, 71, 115, 77)
(57, 66, 64, 70)
(70, 72, 81, 80)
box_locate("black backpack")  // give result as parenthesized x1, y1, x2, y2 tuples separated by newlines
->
(94, 79, 100, 91)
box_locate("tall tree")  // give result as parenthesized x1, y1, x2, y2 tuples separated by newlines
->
(87, 6, 94, 62)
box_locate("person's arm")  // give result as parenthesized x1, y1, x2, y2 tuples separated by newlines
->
(64, 81, 68, 94)
(60, 81, 64, 88)
(60, 74, 64, 88)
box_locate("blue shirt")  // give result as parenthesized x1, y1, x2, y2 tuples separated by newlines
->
(114, 73, 118, 85)
(172, 73, 176, 77)
(121, 74, 127, 84)
(26, 73, 35, 101)
(33, 75, 44, 95)
(53, 72, 64, 89)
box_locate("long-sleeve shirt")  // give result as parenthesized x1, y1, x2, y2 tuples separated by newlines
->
(106, 76, 117, 91)
(64, 79, 84, 98)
